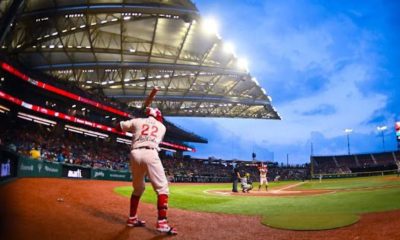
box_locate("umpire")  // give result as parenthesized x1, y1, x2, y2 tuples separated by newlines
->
(232, 163, 240, 192)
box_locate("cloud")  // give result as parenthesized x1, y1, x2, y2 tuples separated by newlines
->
(176, 0, 395, 163)
(300, 104, 336, 116)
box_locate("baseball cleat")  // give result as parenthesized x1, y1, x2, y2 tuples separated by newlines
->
(156, 219, 178, 235)
(126, 217, 146, 227)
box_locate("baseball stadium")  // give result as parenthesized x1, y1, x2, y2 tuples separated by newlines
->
(1, 0, 400, 239)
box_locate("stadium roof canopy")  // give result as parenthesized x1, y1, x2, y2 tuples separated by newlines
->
(0, 0, 280, 119)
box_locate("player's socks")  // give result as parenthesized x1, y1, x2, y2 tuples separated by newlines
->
(157, 194, 168, 220)
(130, 194, 141, 217)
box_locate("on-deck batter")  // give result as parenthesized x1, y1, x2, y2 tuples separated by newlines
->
(116, 107, 177, 235)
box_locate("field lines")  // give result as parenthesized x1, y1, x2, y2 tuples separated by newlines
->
(272, 181, 306, 192)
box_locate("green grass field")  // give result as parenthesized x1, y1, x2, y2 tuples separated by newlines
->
(115, 175, 400, 230)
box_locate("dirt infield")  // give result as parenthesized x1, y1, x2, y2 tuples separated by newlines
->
(1, 178, 400, 240)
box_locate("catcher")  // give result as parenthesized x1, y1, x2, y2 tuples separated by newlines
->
(241, 173, 253, 193)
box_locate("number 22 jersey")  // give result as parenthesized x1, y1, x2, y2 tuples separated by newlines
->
(120, 117, 166, 150)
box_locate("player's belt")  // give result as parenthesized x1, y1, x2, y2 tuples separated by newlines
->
(134, 146, 155, 150)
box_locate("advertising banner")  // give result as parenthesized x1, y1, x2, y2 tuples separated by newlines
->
(91, 168, 131, 181)
(18, 157, 62, 177)
(62, 164, 91, 179)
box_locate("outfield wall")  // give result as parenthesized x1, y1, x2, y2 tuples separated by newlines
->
(0, 148, 132, 182)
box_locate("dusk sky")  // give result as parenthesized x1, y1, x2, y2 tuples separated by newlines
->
(167, 0, 400, 164)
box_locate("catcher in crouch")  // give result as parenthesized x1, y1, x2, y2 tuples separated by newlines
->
(258, 162, 269, 191)
(116, 107, 177, 235)
(241, 173, 253, 193)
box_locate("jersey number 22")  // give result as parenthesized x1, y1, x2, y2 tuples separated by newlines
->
(141, 124, 158, 137)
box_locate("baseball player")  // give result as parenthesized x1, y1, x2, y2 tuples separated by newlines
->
(116, 107, 177, 235)
(232, 163, 240, 192)
(241, 173, 253, 193)
(258, 163, 269, 191)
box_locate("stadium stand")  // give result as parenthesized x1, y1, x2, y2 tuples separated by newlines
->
(312, 151, 399, 175)
(0, 117, 130, 170)
(0, 116, 309, 182)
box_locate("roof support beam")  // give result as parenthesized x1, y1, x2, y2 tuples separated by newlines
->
(19, 4, 199, 20)
(33, 61, 248, 76)
(109, 94, 268, 106)
(144, 16, 159, 95)
(166, 20, 193, 93)
(0, 0, 25, 45)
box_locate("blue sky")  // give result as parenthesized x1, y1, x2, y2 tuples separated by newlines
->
(167, 0, 400, 164)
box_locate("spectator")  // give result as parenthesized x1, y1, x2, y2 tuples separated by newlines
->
(29, 145, 41, 160)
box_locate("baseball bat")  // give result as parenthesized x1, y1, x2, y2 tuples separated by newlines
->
(143, 86, 160, 109)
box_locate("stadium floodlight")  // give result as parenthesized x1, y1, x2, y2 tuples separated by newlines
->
(223, 42, 235, 54)
(344, 128, 353, 133)
(237, 58, 249, 71)
(261, 88, 266, 94)
(377, 125, 387, 151)
(344, 128, 353, 155)
(377, 125, 387, 131)
(202, 17, 219, 35)
(252, 77, 259, 86)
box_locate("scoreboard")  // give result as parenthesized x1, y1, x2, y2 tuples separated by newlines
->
(396, 122, 400, 141)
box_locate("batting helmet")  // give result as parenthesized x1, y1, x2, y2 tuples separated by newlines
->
(145, 107, 163, 123)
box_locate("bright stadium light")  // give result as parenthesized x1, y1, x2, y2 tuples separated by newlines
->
(344, 128, 353, 155)
(261, 88, 266, 94)
(344, 128, 353, 133)
(202, 17, 219, 35)
(251, 77, 259, 86)
(377, 125, 387, 131)
(377, 125, 387, 152)
(237, 58, 249, 71)
(223, 42, 235, 54)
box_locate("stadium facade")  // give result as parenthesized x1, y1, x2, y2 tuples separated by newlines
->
(0, 0, 280, 120)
